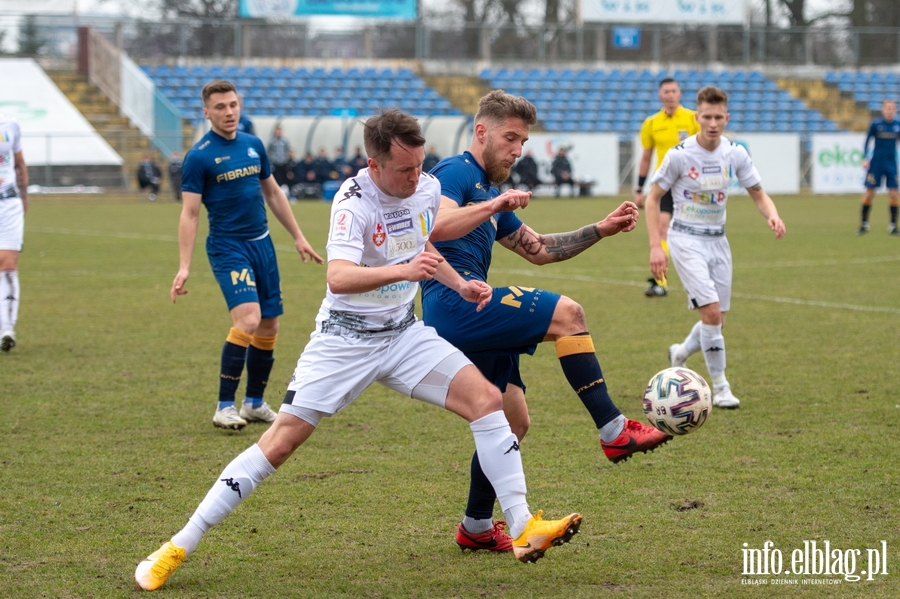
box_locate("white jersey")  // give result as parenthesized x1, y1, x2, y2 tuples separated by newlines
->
(0, 114, 23, 200)
(652, 135, 760, 233)
(317, 167, 440, 337)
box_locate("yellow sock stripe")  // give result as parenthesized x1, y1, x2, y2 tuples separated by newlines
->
(251, 334, 277, 351)
(226, 327, 253, 347)
(555, 335, 595, 358)
(661, 239, 670, 258)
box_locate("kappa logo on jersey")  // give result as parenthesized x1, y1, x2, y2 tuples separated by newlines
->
(248, 147, 259, 158)
(687, 166, 700, 180)
(372, 223, 386, 246)
(230, 268, 256, 287)
(384, 208, 410, 220)
(339, 181, 362, 202)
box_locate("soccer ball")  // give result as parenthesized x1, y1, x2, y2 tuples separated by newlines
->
(642, 367, 712, 436)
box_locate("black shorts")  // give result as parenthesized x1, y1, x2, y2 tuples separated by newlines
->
(660, 189, 674, 215)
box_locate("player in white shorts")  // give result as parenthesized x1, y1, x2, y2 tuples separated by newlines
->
(0, 113, 28, 352)
(135, 109, 583, 592)
(645, 86, 786, 409)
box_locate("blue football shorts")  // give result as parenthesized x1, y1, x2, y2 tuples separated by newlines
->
(865, 160, 898, 189)
(422, 280, 560, 392)
(206, 234, 283, 318)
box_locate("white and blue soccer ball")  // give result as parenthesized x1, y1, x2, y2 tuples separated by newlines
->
(642, 367, 711, 436)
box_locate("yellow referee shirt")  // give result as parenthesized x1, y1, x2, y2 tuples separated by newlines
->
(639, 106, 700, 169)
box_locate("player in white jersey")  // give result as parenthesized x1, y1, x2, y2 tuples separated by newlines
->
(645, 86, 786, 409)
(0, 113, 28, 352)
(135, 109, 583, 592)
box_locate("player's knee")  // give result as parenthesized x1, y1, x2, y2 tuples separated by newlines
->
(509, 417, 530, 441)
(470, 381, 503, 418)
(552, 296, 588, 335)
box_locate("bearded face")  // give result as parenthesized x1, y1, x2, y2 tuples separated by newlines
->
(483, 134, 513, 185)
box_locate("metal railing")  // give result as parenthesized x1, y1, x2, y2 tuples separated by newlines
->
(7, 14, 900, 68)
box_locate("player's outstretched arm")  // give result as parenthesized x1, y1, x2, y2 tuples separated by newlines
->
(430, 190, 531, 242)
(426, 241, 492, 311)
(171, 191, 202, 303)
(496, 201, 636, 267)
(645, 183, 669, 282)
(260, 175, 324, 264)
(747, 184, 786, 239)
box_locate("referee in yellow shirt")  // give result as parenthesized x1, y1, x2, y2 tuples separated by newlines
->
(635, 78, 700, 297)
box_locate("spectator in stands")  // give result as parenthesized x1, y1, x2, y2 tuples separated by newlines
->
(858, 99, 900, 236)
(350, 146, 367, 175)
(292, 151, 316, 193)
(514, 149, 540, 191)
(423, 145, 441, 173)
(550, 147, 575, 197)
(636, 77, 700, 298)
(137, 153, 162, 201)
(237, 94, 255, 136)
(313, 147, 335, 183)
(296, 169, 322, 200)
(0, 112, 27, 353)
(332, 146, 347, 174)
(168, 151, 183, 202)
(284, 149, 300, 199)
(336, 163, 355, 185)
(267, 125, 291, 190)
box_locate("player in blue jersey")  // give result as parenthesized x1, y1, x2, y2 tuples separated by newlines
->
(171, 80, 323, 431)
(422, 90, 672, 552)
(858, 99, 900, 236)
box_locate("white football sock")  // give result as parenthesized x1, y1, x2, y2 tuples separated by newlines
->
(0, 270, 18, 331)
(699, 323, 727, 388)
(469, 411, 529, 536)
(681, 321, 703, 358)
(172, 444, 276, 555)
(461, 516, 493, 534)
(599, 414, 626, 443)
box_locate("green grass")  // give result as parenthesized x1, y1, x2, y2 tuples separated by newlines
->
(1, 194, 898, 598)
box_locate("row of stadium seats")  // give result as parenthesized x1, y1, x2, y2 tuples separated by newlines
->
(825, 71, 900, 112)
(143, 65, 463, 120)
(479, 68, 843, 135)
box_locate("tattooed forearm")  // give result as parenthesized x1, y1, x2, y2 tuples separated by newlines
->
(507, 223, 601, 263)
(748, 183, 763, 192)
(542, 224, 602, 261)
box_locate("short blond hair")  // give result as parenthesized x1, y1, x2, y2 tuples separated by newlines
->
(474, 90, 537, 127)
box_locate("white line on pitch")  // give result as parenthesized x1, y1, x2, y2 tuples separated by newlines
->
(492, 268, 900, 315)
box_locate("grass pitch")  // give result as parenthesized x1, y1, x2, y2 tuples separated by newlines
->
(1, 193, 898, 598)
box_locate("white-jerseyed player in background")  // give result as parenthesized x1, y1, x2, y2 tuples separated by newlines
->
(644, 86, 786, 409)
(135, 109, 582, 592)
(0, 113, 28, 352)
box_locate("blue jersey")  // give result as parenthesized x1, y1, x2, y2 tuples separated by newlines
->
(864, 118, 900, 164)
(421, 152, 523, 300)
(182, 130, 272, 239)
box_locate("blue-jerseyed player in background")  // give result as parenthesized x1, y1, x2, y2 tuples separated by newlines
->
(422, 90, 672, 553)
(172, 80, 323, 431)
(858, 99, 900, 236)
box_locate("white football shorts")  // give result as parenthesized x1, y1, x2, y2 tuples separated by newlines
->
(280, 320, 471, 425)
(667, 229, 732, 312)
(0, 199, 24, 251)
